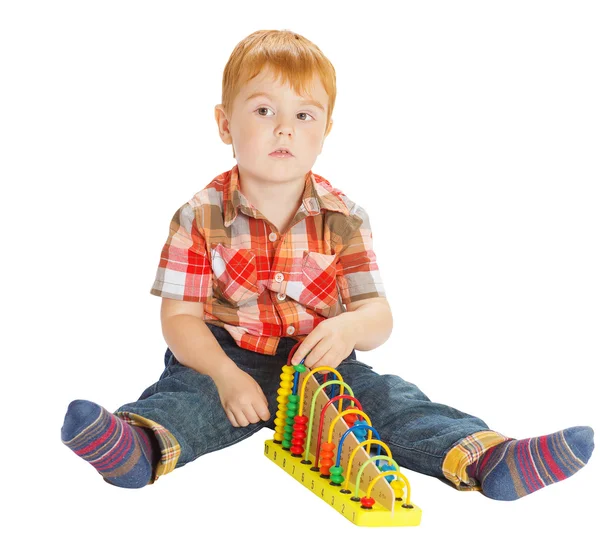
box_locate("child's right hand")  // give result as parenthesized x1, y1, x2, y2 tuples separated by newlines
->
(213, 366, 271, 428)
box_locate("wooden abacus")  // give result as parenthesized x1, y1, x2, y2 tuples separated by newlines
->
(264, 343, 422, 527)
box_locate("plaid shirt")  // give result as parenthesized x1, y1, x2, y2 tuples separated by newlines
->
(150, 164, 386, 355)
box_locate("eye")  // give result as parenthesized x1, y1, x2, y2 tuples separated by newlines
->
(256, 107, 274, 117)
(255, 107, 315, 121)
(298, 112, 315, 121)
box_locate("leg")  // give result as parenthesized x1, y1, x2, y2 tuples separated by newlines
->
(113, 325, 286, 483)
(62, 323, 288, 487)
(334, 358, 510, 491)
(335, 357, 594, 500)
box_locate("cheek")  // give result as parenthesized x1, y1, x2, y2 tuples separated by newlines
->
(235, 123, 263, 153)
(307, 131, 325, 151)
(308, 123, 327, 145)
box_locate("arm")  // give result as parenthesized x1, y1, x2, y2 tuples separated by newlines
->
(343, 296, 393, 351)
(160, 298, 237, 384)
(291, 203, 391, 368)
(290, 296, 393, 368)
(160, 298, 270, 427)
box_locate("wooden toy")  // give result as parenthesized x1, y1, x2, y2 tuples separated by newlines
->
(264, 342, 422, 527)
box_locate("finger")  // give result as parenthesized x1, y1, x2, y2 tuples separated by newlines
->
(226, 409, 240, 428)
(291, 333, 321, 365)
(305, 339, 334, 369)
(233, 409, 250, 427)
(317, 347, 342, 370)
(254, 400, 271, 421)
(242, 405, 261, 425)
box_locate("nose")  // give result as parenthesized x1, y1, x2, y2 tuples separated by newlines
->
(276, 118, 294, 136)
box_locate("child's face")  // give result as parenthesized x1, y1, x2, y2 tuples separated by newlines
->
(215, 67, 332, 182)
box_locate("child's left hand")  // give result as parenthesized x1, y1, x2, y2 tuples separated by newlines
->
(290, 313, 359, 369)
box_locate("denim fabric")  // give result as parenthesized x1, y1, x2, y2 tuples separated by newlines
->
(115, 323, 491, 483)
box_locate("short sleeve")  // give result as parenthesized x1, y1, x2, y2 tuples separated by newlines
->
(150, 202, 213, 302)
(335, 206, 386, 306)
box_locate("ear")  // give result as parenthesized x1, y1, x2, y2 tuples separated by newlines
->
(214, 104, 233, 145)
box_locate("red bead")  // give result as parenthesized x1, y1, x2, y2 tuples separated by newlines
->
(360, 497, 376, 508)
(344, 414, 358, 426)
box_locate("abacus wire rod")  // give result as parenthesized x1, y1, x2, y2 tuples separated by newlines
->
(303, 380, 354, 462)
(354, 456, 401, 499)
(337, 425, 382, 467)
(315, 395, 362, 469)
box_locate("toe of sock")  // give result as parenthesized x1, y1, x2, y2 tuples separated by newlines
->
(61, 399, 102, 442)
(563, 426, 594, 464)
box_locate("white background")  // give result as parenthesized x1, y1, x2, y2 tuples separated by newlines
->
(2, 1, 598, 545)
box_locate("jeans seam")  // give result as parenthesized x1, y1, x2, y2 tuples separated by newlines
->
(385, 436, 444, 460)
(384, 423, 483, 460)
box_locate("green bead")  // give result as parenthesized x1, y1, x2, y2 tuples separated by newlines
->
(329, 465, 344, 485)
(293, 364, 307, 373)
(288, 394, 299, 402)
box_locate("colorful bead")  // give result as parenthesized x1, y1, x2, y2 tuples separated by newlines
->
(360, 497, 376, 509)
(290, 415, 309, 456)
(319, 442, 335, 477)
(329, 465, 344, 485)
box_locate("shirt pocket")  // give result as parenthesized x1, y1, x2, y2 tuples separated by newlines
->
(297, 251, 340, 315)
(210, 243, 260, 306)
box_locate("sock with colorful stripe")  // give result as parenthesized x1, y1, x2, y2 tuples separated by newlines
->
(61, 399, 160, 488)
(466, 426, 594, 500)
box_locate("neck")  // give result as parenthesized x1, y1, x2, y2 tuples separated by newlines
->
(238, 167, 306, 212)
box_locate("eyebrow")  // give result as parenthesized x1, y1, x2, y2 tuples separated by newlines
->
(244, 91, 325, 111)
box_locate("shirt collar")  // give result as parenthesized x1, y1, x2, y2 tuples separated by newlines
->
(223, 164, 349, 228)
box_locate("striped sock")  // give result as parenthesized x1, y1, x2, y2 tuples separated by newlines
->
(467, 426, 594, 500)
(61, 399, 160, 489)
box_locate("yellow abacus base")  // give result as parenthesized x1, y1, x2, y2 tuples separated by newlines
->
(264, 440, 422, 527)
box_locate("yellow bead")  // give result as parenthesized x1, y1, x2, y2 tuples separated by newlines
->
(391, 480, 405, 495)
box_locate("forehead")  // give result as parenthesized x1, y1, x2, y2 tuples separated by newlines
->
(238, 67, 328, 106)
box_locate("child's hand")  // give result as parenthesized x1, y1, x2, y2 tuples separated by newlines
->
(213, 366, 271, 428)
(290, 313, 359, 370)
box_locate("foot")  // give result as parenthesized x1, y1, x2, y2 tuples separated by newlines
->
(467, 426, 594, 500)
(61, 399, 160, 488)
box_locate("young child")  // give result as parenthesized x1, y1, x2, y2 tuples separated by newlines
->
(61, 29, 594, 500)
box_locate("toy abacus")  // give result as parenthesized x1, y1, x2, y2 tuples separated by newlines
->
(264, 343, 422, 527)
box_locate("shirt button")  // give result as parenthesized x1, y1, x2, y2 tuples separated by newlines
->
(286, 325, 295, 335)
(277, 293, 286, 301)
(268, 232, 278, 242)
(274, 272, 284, 283)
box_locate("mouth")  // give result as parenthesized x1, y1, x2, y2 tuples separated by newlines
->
(269, 148, 294, 158)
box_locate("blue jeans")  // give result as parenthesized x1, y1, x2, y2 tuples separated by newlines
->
(115, 323, 493, 488)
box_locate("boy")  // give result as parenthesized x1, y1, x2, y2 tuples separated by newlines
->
(61, 29, 593, 500)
